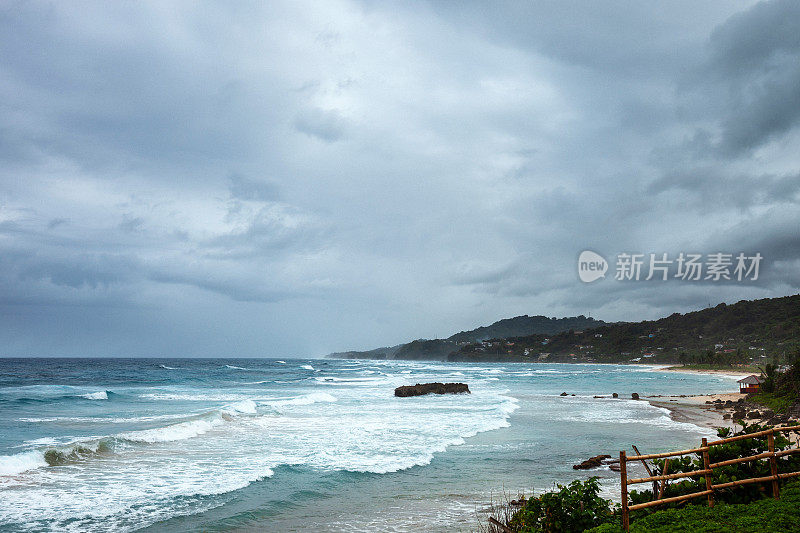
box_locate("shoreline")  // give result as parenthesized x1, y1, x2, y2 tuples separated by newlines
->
(659, 366, 755, 379)
(644, 366, 754, 431)
(648, 368, 752, 429)
(647, 393, 746, 430)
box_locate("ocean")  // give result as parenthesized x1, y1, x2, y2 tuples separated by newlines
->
(0, 358, 737, 532)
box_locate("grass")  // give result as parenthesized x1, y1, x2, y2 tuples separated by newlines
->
(587, 480, 800, 532)
(749, 391, 796, 413)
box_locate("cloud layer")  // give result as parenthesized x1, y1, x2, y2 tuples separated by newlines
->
(1, 0, 798, 356)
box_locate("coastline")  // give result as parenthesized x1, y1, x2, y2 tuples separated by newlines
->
(648, 366, 752, 430)
(647, 393, 744, 430)
(660, 365, 755, 379)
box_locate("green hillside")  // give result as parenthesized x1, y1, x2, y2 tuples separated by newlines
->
(452, 295, 800, 365)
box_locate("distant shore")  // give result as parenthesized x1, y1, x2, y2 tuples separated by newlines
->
(642, 366, 754, 430)
(660, 365, 755, 379)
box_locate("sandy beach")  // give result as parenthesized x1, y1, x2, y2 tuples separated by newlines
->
(646, 367, 756, 430)
(662, 366, 756, 379)
(647, 393, 745, 430)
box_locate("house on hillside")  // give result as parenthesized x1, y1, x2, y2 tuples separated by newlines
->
(737, 375, 763, 394)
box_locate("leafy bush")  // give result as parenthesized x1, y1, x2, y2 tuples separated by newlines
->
(508, 477, 615, 532)
(628, 423, 800, 515)
(588, 479, 800, 532)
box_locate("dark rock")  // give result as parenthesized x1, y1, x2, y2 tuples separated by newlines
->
(714, 399, 723, 404)
(631, 393, 640, 400)
(609, 463, 621, 472)
(560, 392, 568, 396)
(573, 454, 612, 470)
(762, 410, 775, 419)
(725, 400, 734, 406)
(612, 393, 619, 398)
(747, 410, 761, 419)
(394, 383, 470, 397)
(733, 410, 747, 420)
(705, 401, 713, 404)
(723, 414, 731, 419)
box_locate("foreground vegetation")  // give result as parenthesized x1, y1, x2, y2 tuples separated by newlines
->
(588, 479, 800, 532)
(490, 419, 800, 532)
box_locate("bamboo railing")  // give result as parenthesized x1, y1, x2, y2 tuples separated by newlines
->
(620, 425, 800, 531)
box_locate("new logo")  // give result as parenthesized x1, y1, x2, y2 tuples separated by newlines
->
(578, 251, 608, 283)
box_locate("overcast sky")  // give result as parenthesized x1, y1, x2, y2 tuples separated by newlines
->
(1, 0, 799, 357)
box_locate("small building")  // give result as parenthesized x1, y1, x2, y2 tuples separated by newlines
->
(737, 375, 763, 394)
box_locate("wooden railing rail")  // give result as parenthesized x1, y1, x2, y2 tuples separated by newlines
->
(626, 447, 708, 461)
(707, 425, 800, 446)
(628, 468, 711, 485)
(620, 425, 800, 531)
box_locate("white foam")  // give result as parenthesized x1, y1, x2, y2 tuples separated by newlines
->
(301, 364, 315, 370)
(119, 417, 223, 443)
(80, 391, 108, 400)
(225, 399, 258, 415)
(224, 365, 252, 371)
(0, 450, 48, 475)
(140, 392, 250, 402)
(275, 360, 286, 364)
(265, 392, 337, 407)
(158, 364, 179, 370)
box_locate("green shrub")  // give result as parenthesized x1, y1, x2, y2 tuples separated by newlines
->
(508, 477, 615, 532)
(628, 423, 800, 513)
(588, 480, 800, 532)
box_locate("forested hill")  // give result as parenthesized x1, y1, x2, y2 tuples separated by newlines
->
(451, 294, 800, 364)
(327, 315, 606, 361)
(447, 315, 605, 343)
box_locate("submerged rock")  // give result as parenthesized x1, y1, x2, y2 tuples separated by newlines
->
(631, 393, 640, 400)
(560, 392, 568, 396)
(394, 382, 470, 397)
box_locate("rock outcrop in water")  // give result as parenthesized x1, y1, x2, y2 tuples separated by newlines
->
(573, 454, 612, 470)
(394, 382, 470, 397)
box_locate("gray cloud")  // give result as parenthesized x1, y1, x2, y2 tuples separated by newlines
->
(1, 0, 798, 357)
(228, 174, 279, 202)
(293, 107, 347, 142)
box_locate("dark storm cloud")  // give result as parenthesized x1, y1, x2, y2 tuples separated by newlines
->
(679, 0, 800, 155)
(647, 169, 800, 211)
(1, 0, 799, 356)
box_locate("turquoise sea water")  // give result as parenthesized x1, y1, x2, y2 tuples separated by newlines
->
(0, 358, 739, 532)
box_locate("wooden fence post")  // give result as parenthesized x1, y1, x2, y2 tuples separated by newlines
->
(631, 445, 659, 497)
(658, 459, 670, 500)
(620, 450, 629, 531)
(768, 431, 779, 499)
(701, 438, 714, 508)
